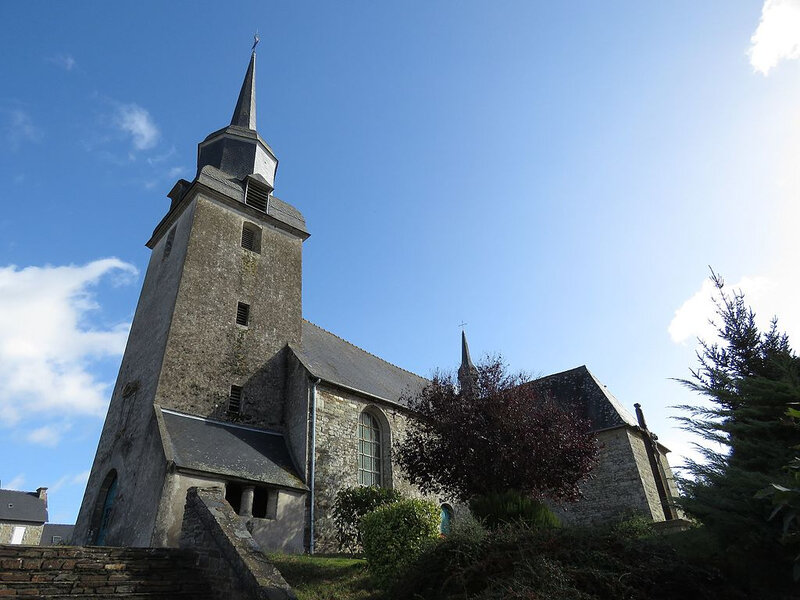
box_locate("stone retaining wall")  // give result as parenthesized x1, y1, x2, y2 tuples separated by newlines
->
(179, 486, 295, 600)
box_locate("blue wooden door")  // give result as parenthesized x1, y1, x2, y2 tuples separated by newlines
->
(95, 476, 118, 545)
(440, 504, 453, 535)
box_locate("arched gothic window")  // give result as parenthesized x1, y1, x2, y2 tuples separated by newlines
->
(358, 411, 383, 486)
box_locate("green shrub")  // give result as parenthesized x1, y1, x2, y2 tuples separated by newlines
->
(394, 524, 748, 600)
(469, 489, 560, 530)
(361, 498, 440, 582)
(611, 512, 656, 540)
(332, 485, 403, 552)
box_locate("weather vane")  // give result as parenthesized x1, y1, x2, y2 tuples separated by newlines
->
(252, 31, 260, 52)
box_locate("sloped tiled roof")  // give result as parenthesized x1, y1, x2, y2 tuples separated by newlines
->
(40, 524, 74, 545)
(158, 408, 306, 490)
(0, 489, 47, 523)
(292, 321, 428, 406)
(527, 365, 638, 430)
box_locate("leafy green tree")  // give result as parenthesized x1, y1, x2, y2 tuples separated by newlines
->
(675, 273, 800, 569)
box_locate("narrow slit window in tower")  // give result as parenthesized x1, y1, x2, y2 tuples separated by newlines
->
(236, 302, 250, 326)
(228, 385, 243, 414)
(241, 223, 261, 253)
(162, 227, 176, 260)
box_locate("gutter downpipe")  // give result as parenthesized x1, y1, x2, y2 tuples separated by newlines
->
(309, 377, 321, 555)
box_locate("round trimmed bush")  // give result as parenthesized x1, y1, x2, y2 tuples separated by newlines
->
(332, 485, 403, 552)
(361, 498, 440, 581)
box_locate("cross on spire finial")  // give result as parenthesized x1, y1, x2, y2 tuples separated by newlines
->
(458, 321, 467, 330)
(252, 31, 260, 53)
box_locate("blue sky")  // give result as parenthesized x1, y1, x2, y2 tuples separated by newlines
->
(2, 1, 800, 524)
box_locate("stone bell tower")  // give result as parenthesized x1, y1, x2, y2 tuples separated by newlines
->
(74, 50, 309, 546)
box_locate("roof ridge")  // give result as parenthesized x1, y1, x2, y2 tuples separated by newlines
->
(532, 364, 587, 382)
(303, 319, 427, 381)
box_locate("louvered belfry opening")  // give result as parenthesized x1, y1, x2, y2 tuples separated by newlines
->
(228, 385, 243, 414)
(236, 302, 250, 326)
(245, 179, 269, 212)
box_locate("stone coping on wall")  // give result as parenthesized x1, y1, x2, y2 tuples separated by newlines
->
(180, 486, 296, 600)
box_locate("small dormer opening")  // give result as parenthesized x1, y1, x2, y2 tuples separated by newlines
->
(228, 385, 243, 414)
(245, 179, 269, 212)
(241, 222, 262, 253)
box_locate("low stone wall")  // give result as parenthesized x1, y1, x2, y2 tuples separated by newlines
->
(179, 486, 296, 600)
(0, 544, 210, 597)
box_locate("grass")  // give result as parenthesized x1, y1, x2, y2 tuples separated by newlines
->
(268, 553, 384, 600)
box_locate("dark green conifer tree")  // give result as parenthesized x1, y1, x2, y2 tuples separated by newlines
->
(675, 273, 800, 569)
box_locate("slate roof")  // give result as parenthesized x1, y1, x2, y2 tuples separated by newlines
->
(197, 165, 308, 235)
(292, 321, 428, 406)
(40, 524, 74, 545)
(0, 489, 47, 523)
(527, 365, 638, 430)
(158, 408, 306, 490)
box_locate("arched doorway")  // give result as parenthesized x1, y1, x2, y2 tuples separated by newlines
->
(93, 471, 118, 545)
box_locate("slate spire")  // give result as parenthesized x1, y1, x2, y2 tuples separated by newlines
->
(197, 49, 278, 184)
(458, 330, 479, 397)
(231, 51, 257, 130)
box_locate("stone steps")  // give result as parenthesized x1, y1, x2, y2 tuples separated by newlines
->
(0, 545, 214, 598)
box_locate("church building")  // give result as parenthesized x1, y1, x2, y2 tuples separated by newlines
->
(73, 51, 681, 553)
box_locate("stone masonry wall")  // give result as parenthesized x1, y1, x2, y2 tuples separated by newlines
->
(0, 523, 42, 545)
(553, 427, 660, 526)
(312, 384, 428, 552)
(0, 544, 211, 597)
(156, 193, 303, 431)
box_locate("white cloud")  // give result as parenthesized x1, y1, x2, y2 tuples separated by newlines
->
(26, 424, 71, 447)
(48, 54, 76, 71)
(669, 270, 800, 346)
(0, 259, 137, 426)
(749, 0, 800, 75)
(5, 474, 25, 490)
(116, 104, 160, 151)
(144, 165, 186, 190)
(48, 470, 89, 493)
(2, 109, 43, 149)
(146, 146, 176, 165)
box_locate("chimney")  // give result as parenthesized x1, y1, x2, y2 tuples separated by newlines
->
(36, 487, 48, 508)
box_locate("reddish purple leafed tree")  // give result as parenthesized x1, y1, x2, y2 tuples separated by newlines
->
(396, 357, 599, 503)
